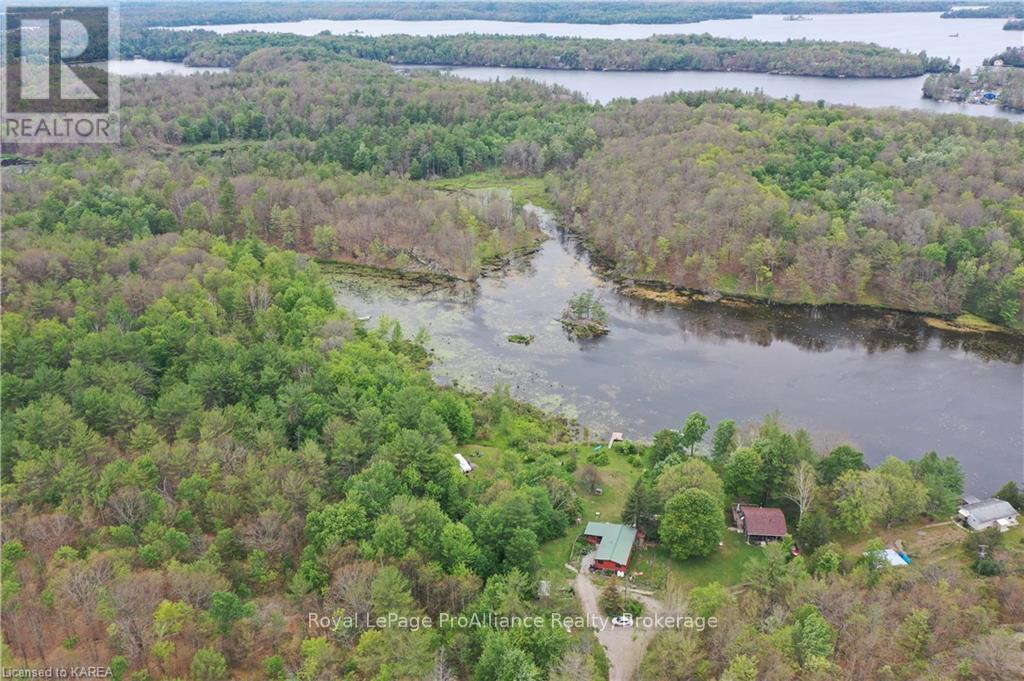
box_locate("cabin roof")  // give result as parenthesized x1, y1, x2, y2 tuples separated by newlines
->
(960, 498, 1018, 523)
(739, 505, 788, 537)
(584, 522, 637, 566)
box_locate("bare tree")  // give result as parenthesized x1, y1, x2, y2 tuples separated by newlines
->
(784, 460, 818, 522)
(240, 510, 297, 556)
(579, 464, 602, 493)
(22, 513, 78, 561)
(429, 648, 457, 681)
(105, 487, 149, 527)
(549, 649, 596, 681)
(108, 572, 163, 660)
(60, 555, 115, 609)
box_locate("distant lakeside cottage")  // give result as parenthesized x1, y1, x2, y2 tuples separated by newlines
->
(733, 504, 788, 544)
(582, 522, 638, 574)
(958, 497, 1019, 532)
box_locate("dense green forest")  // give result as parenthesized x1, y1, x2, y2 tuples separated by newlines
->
(4, 51, 596, 277)
(2, 151, 544, 280)
(0, 224, 594, 678)
(8, 44, 1024, 326)
(5, 225, 1023, 678)
(150, 30, 953, 78)
(122, 1, 957, 29)
(554, 93, 1024, 328)
(4, 30, 1024, 678)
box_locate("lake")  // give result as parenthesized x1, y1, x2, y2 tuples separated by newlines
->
(332, 207, 1023, 497)
(400, 65, 1021, 118)
(172, 11, 1024, 117)
(107, 59, 229, 76)
(173, 12, 1015, 69)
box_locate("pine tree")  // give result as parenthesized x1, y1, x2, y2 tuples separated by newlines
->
(217, 178, 238, 236)
(621, 478, 657, 535)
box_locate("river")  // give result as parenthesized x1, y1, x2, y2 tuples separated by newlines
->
(161, 12, 1023, 491)
(331, 206, 1023, 497)
(173, 11, 1024, 117)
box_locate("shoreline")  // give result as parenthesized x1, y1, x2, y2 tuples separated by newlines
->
(556, 218, 1022, 339)
(318, 209, 1022, 341)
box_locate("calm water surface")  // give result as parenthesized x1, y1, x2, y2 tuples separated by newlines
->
(174, 12, 1024, 117)
(108, 59, 229, 76)
(402, 65, 1022, 118)
(175, 12, 1017, 68)
(332, 208, 1023, 496)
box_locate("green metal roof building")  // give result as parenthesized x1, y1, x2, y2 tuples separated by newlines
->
(583, 522, 638, 571)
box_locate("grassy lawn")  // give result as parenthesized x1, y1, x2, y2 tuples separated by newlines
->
(426, 171, 554, 209)
(1002, 524, 1024, 548)
(534, 443, 763, 594)
(629, 530, 765, 592)
(836, 518, 974, 572)
(537, 443, 643, 580)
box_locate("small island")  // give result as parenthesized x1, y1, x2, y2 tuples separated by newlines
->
(128, 30, 955, 78)
(560, 290, 610, 338)
(507, 333, 535, 345)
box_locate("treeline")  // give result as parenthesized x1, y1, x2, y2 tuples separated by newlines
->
(120, 27, 219, 62)
(122, 1, 956, 30)
(2, 151, 541, 279)
(941, 3, 1024, 18)
(0, 225, 604, 678)
(553, 93, 1024, 329)
(637, 415, 970, 551)
(170, 31, 954, 77)
(1007, 18, 1024, 28)
(988, 45, 1024, 67)
(4, 47, 597, 277)
(924, 67, 1024, 112)
(119, 49, 597, 178)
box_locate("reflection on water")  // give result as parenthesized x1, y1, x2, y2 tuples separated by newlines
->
(332, 207, 1023, 495)
(622, 295, 1022, 361)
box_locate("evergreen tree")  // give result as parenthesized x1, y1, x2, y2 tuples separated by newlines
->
(621, 478, 658, 536)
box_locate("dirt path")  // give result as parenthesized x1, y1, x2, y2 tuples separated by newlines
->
(575, 553, 665, 681)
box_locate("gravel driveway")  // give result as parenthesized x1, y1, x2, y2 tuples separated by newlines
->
(574, 552, 665, 681)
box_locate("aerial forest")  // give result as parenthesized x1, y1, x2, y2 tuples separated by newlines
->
(6, 46, 1022, 328)
(128, 30, 954, 78)
(2, 16, 1024, 677)
(554, 92, 1024, 327)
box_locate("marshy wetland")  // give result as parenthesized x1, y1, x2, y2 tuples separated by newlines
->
(331, 205, 1023, 495)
